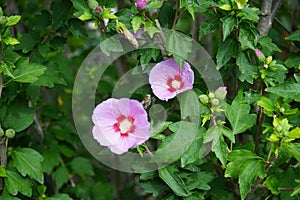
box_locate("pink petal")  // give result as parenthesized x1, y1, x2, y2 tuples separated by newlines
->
(128, 99, 148, 117)
(111, 98, 130, 118)
(92, 99, 117, 126)
(92, 125, 120, 146)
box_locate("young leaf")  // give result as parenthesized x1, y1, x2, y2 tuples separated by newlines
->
(139, 179, 169, 197)
(199, 15, 221, 40)
(158, 165, 191, 197)
(54, 166, 69, 189)
(225, 98, 256, 135)
(238, 23, 257, 50)
(12, 148, 44, 184)
(131, 15, 144, 33)
(285, 28, 300, 41)
(5, 16, 21, 26)
(5, 170, 32, 197)
(70, 157, 94, 176)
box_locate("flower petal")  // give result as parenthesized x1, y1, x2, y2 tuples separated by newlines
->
(92, 125, 120, 146)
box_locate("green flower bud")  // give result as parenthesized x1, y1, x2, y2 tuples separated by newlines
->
(5, 129, 15, 139)
(0, 127, 4, 137)
(279, 107, 285, 113)
(208, 92, 215, 99)
(265, 56, 272, 65)
(199, 94, 209, 104)
(275, 125, 282, 132)
(211, 98, 219, 106)
(268, 133, 279, 142)
(0, 16, 8, 25)
(214, 87, 227, 100)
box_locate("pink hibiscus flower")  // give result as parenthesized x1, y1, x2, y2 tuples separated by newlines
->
(137, 0, 147, 9)
(149, 58, 194, 101)
(92, 98, 150, 154)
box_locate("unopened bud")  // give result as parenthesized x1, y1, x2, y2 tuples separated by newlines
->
(208, 92, 215, 99)
(214, 86, 227, 100)
(94, 6, 102, 13)
(279, 107, 285, 113)
(265, 56, 272, 65)
(137, 0, 147, 9)
(5, 129, 15, 139)
(0, 127, 4, 137)
(211, 98, 220, 106)
(268, 134, 279, 142)
(199, 94, 209, 104)
(254, 49, 265, 63)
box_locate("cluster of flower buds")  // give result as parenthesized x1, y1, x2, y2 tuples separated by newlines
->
(0, 127, 15, 139)
(254, 49, 273, 69)
(199, 87, 227, 106)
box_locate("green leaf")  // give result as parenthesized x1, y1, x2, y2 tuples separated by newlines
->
(131, 15, 144, 33)
(221, 15, 237, 41)
(159, 165, 191, 197)
(12, 58, 46, 83)
(283, 143, 300, 162)
(158, 2, 175, 28)
(216, 37, 239, 70)
(47, 194, 73, 200)
(102, 9, 118, 19)
(225, 97, 256, 135)
(0, 166, 7, 177)
(54, 166, 69, 189)
(257, 96, 275, 114)
(186, 170, 214, 191)
(3, 37, 19, 45)
(165, 31, 192, 67)
(237, 7, 260, 22)
(91, 182, 115, 200)
(181, 0, 196, 19)
(70, 157, 94, 176)
(5, 16, 21, 26)
(265, 82, 300, 102)
(258, 36, 281, 55)
(151, 121, 198, 163)
(286, 28, 300, 41)
(238, 23, 257, 50)
(41, 150, 61, 174)
(0, 101, 34, 132)
(203, 126, 228, 165)
(5, 170, 32, 197)
(199, 14, 221, 39)
(33, 64, 66, 88)
(289, 127, 300, 139)
(51, 0, 72, 29)
(151, 121, 172, 137)
(235, 0, 248, 9)
(225, 150, 265, 200)
(263, 174, 279, 195)
(100, 36, 124, 56)
(16, 33, 39, 53)
(139, 179, 169, 197)
(78, 10, 93, 21)
(146, 1, 163, 10)
(70, 0, 89, 11)
(284, 55, 300, 69)
(12, 148, 44, 184)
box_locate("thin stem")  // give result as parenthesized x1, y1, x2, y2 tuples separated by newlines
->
(171, 0, 180, 30)
(145, 144, 153, 157)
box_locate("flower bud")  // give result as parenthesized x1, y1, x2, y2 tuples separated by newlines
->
(254, 49, 265, 63)
(137, 0, 147, 10)
(211, 98, 220, 106)
(0, 127, 4, 137)
(265, 56, 272, 65)
(94, 6, 102, 13)
(214, 86, 227, 100)
(199, 94, 209, 104)
(208, 92, 215, 99)
(279, 107, 285, 113)
(275, 125, 282, 132)
(268, 133, 279, 142)
(5, 129, 15, 139)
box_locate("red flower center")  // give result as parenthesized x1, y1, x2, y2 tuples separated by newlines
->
(167, 75, 184, 92)
(113, 115, 136, 137)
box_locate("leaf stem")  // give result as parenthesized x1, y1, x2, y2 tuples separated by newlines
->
(145, 144, 153, 157)
(171, 0, 180, 30)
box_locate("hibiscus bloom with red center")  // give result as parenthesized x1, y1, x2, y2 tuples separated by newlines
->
(149, 58, 194, 101)
(92, 98, 150, 154)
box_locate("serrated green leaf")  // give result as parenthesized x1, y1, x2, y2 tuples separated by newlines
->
(146, 1, 163, 10)
(165, 31, 192, 68)
(289, 127, 300, 139)
(70, 157, 94, 176)
(159, 166, 191, 197)
(216, 37, 239, 70)
(286, 28, 300, 41)
(265, 82, 300, 102)
(12, 148, 44, 184)
(263, 174, 280, 195)
(54, 166, 69, 189)
(239, 24, 256, 50)
(257, 96, 275, 112)
(5, 170, 32, 197)
(12, 58, 46, 83)
(258, 36, 281, 55)
(102, 9, 117, 19)
(51, 0, 72, 29)
(131, 16, 144, 33)
(235, 0, 248, 9)
(283, 143, 300, 162)
(139, 179, 169, 197)
(151, 121, 172, 137)
(199, 15, 221, 39)
(285, 55, 300, 69)
(203, 126, 228, 165)
(225, 97, 256, 135)
(70, 0, 89, 11)
(3, 37, 19, 45)
(79, 10, 93, 21)
(237, 7, 260, 22)
(5, 16, 21, 26)
(47, 194, 73, 200)
(221, 15, 237, 41)
(186, 171, 214, 191)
